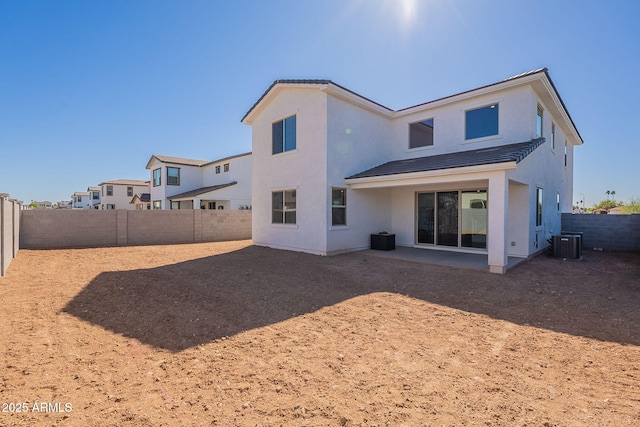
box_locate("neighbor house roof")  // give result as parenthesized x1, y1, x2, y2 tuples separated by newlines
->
(167, 182, 237, 200)
(130, 193, 150, 204)
(98, 179, 149, 186)
(346, 138, 545, 180)
(146, 152, 251, 169)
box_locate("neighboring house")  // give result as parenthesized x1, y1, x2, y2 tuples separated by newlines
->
(146, 153, 252, 210)
(98, 180, 149, 210)
(33, 201, 53, 209)
(241, 68, 583, 274)
(130, 193, 151, 210)
(71, 192, 91, 209)
(56, 200, 73, 209)
(87, 186, 101, 209)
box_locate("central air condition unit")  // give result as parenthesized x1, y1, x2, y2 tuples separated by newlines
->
(552, 234, 582, 259)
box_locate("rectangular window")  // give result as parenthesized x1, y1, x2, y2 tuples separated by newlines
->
(153, 201, 161, 210)
(272, 190, 296, 224)
(167, 167, 180, 185)
(208, 201, 216, 210)
(536, 188, 543, 227)
(272, 115, 296, 154)
(557, 193, 560, 212)
(153, 168, 161, 187)
(409, 118, 434, 149)
(92, 191, 99, 200)
(224, 163, 230, 172)
(551, 123, 556, 149)
(536, 104, 544, 138)
(127, 187, 133, 197)
(106, 204, 115, 210)
(106, 185, 113, 196)
(170, 201, 180, 210)
(215, 165, 221, 174)
(564, 141, 568, 167)
(331, 188, 347, 226)
(465, 104, 498, 140)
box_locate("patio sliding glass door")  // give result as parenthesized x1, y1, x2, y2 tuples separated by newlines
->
(416, 189, 487, 250)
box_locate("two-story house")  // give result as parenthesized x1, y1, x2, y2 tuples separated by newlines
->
(71, 191, 91, 209)
(145, 152, 252, 210)
(98, 179, 149, 210)
(87, 186, 101, 209)
(241, 68, 583, 274)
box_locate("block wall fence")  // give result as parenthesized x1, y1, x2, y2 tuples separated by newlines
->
(19, 210, 252, 250)
(1, 197, 22, 276)
(561, 213, 640, 251)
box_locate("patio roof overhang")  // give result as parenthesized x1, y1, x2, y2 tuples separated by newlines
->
(344, 161, 516, 189)
(168, 182, 237, 201)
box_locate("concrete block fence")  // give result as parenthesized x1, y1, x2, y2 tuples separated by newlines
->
(561, 213, 640, 251)
(1, 197, 22, 276)
(20, 210, 252, 250)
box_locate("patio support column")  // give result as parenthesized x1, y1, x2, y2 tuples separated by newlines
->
(488, 173, 508, 274)
(194, 197, 201, 209)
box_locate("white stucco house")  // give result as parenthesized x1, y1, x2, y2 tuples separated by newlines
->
(71, 191, 91, 209)
(241, 68, 582, 273)
(145, 152, 252, 210)
(98, 179, 149, 210)
(87, 186, 101, 209)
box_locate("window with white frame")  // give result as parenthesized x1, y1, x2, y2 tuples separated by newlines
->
(409, 118, 434, 148)
(153, 168, 161, 186)
(331, 188, 347, 226)
(167, 167, 180, 186)
(272, 190, 296, 224)
(465, 104, 498, 140)
(536, 188, 543, 227)
(272, 115, 296, 154)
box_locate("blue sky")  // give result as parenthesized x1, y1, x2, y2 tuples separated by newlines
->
(1, 0, 638, 207)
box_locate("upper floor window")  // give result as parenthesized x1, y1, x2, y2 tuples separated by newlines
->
(550, 123, 556, 150)
(272, 189, 296, 224)
(127, 187, 133, 197)
(224, 163, 230, 172)
(106, 185, 113, 196)
(167, 167, 180, 186)
(153, 168, 161, 187)
(409, 118, 434, 149)
(564, 141, 568, 167)
(465, 104, 498, 140)
(536, 104, 544, 138)
(215, 165, 221, 174)
(92, 191, 99, 200)
(272, 115, 296, 154)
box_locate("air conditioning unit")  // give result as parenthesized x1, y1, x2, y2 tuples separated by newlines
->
(552, 234, 582, 259)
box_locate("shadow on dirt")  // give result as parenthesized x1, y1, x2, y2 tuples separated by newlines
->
(62, 246, 640, 352)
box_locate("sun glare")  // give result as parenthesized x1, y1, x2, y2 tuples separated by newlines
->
(399, 0, 417, 25)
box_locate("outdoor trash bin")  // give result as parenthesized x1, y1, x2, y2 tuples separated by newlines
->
(371, 233, 395, 251)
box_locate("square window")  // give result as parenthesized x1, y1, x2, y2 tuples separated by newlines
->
(409, 118, 434, 149)
(152, 201, 161, 210)
(170, 201, 180, 210)
(272, 190, 296, 224)
(153, 168, 161, 186)
(331, 188, 347, 226)
(272, 115, 296, 154)
(465, 104, 498, 140)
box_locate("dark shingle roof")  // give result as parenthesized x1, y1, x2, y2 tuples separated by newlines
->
(346, 138, 545, 180)
(167, 182, 237, 200)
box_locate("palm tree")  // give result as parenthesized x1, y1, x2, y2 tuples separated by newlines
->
(611, 190, 616, 201)
(606, 190, 611, 200)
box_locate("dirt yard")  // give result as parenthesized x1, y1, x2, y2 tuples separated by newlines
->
(1, 241, 639, 426)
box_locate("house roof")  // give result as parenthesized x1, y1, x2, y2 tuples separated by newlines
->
(130, 193, 151, 204)
(167, 182, 238, 200)
(98, 179, 149, 186)
(241, 68, 583, 145)
(346, 138, 545, 180)
(146, 152, 252, 169)
(87, 186, 100, 191)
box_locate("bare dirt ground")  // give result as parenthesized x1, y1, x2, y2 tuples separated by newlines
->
(1, 240, 639, 426)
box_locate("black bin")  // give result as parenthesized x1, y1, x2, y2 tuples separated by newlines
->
(371, 233, 395, 251)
